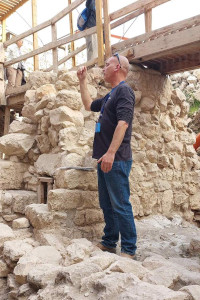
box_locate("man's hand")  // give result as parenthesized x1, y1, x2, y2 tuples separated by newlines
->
(77, 66, 87, 82)
(97, 152, 115, 173)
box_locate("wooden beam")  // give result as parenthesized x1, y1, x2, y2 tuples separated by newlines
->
(68, 0, 75, 67)
(110, 0, 171, 21)
(51, 24, 58, 73)
(5, 83, 31, 97)
(161, 53, 200, 74)
(4, 26, 97, 67)
(103, 0, 111, 59)
(45, 44, 86, 72)
(95, 0, 104, 66)
(0, 0, 29, 21)
(2, 19, 6, 42)
(145, 8, 152, 33)
(32, 0, 39, 70)
(112, 14, 200, 53)
(4, 106, 10, 135)
(4, 0, 85, 47)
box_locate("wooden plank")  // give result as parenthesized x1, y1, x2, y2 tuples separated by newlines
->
(95, 0, 104, 66)
(0, 0, 29, 21)
(145, 8, 152, 33)
(45, 44, 86, 72)
(68, 0, 75, 67)
(7, 94, 25, 107)
(51, 24, 58, 73)
(4, 26, 97, 67)
(38, 177, 54, 183)
(103, 0, 111, 59)
(112, 14, 200, 53)
(51, 0, 85, 24)
(128, 25, 200, 62)
(161, 53, 200, 74)
(32, 0, 39, 70)
(110, 0, 171, 21)
(2, 19, 6, 42)
(4, 106, 10, 135)
(4, 0, 85, 48)
(111, 8, 145, 30)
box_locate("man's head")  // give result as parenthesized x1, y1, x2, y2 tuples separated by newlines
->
(16, 39, 23, 48)
(103, 54, 130, 85)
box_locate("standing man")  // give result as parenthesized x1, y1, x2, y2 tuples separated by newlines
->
(85, 0, 98, 61)
(77, 54, 137, 259)
(5, 39, 26, 89)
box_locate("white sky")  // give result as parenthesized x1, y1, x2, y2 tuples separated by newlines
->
(3, 0, 200, 68)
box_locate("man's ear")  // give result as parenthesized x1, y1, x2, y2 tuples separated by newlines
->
(114, 64, 120, 72)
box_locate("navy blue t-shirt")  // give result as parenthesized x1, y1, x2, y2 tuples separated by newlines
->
(91, 83, 135, 161)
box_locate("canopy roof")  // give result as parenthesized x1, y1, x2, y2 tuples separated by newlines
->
(0, 0, 29, 21)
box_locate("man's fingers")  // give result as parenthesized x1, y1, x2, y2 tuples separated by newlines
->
(97, 157, 103, 163)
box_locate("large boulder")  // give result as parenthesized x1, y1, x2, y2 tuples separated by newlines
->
(0, 134, 35, 156)
(9, 120, 37, 135)
(0, 160, 28, 189)
(56, 90, 82, 110)
(49, 106, 84, 127)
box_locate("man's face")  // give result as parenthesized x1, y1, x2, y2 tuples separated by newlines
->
(103, 56, 119, 83)
(17, 40, 23, 48)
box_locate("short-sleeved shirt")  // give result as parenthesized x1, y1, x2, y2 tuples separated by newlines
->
(91, 82, 135, 161)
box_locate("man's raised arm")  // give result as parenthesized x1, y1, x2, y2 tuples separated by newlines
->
(77, 66, 92, 111)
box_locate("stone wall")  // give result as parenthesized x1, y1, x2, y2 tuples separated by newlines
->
(0, 66, 200, 239)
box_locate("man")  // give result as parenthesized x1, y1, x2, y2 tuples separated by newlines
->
(77, 54, 137, 259)
(85, 0, 98, 61)
(6, 39, 26, 89)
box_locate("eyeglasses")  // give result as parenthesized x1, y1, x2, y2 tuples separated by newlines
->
(113, 53, 121, 68)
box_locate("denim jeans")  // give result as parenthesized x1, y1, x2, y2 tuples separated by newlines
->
(97, 160, 137, 255)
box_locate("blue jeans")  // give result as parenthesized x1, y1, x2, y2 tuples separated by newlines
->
(97, 160, 137, 255)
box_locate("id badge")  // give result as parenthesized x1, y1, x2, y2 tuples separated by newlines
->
(95, 122, 101, 133)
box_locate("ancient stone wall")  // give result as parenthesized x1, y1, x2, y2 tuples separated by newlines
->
(0, 66, 200, 239)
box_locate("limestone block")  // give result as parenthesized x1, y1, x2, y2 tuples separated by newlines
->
(14, 246, 62, 284)
(61, 153, 84, 168)
(134, 90, 142, 105)
(54, 169, 98, 190)
(21, 103, 37, 123)
(171, 88, 186, 104)
(140, 96, 155, 111)
(88, 67, 104, 84)
(9, 120, 37, 135)
(34, 109, 44, 122)
(48, 127, 59, 147)
(160, 114, 172, 129)
(12, 218, 30, 229)
(185, 145, 196, 157)
(25, 204, 53, 229)
(0, 160, 28, 190)
(36, 134, 51, 153)
(166, 141, 184, 154)
(55, 80, 71, 90)
(34, 153, 63, 176)
(180, 285, 200, 300)
(0, 223, 15, 249)
(35, 94, 56, 111)
(189, 238, 200, 255)
(89, 252, 117, 270)
(0, 134, 35, 156)
(118, 282, 188, 300)
(0, 259, 10, 277)
(171, 153, 182, 170)
(74, 208, 103, 226)
(78, 128, 94, 147)
(193, 69, 200, 80)
(154, 180, 171, 192)
(48, 189, 82, 211)
(189, 193, 200, 210)
(3, 239, 33, 263)
(49, 106, 84, 127)
(59, 70, 79, 85)
(28, 71, 56, 88)
(65, 238, 94, 263)
(2, 190, 38, 214)
(35, 84, 56, 101)
(161, 190, 173, 214)
(108, 259, 148, 280)
(187, 75, 197, 84)
(59, 127, 79, 151)
(55, 261, 102, 288)
(40, 116, 50, 133)
(24, 90, 36, 104)
(27, 264, 63, 289)
(162, 130, 175, 142)
(143, 266, 179, 288)
(56, 90, 82, 110)
(157, 154, 170, 168)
